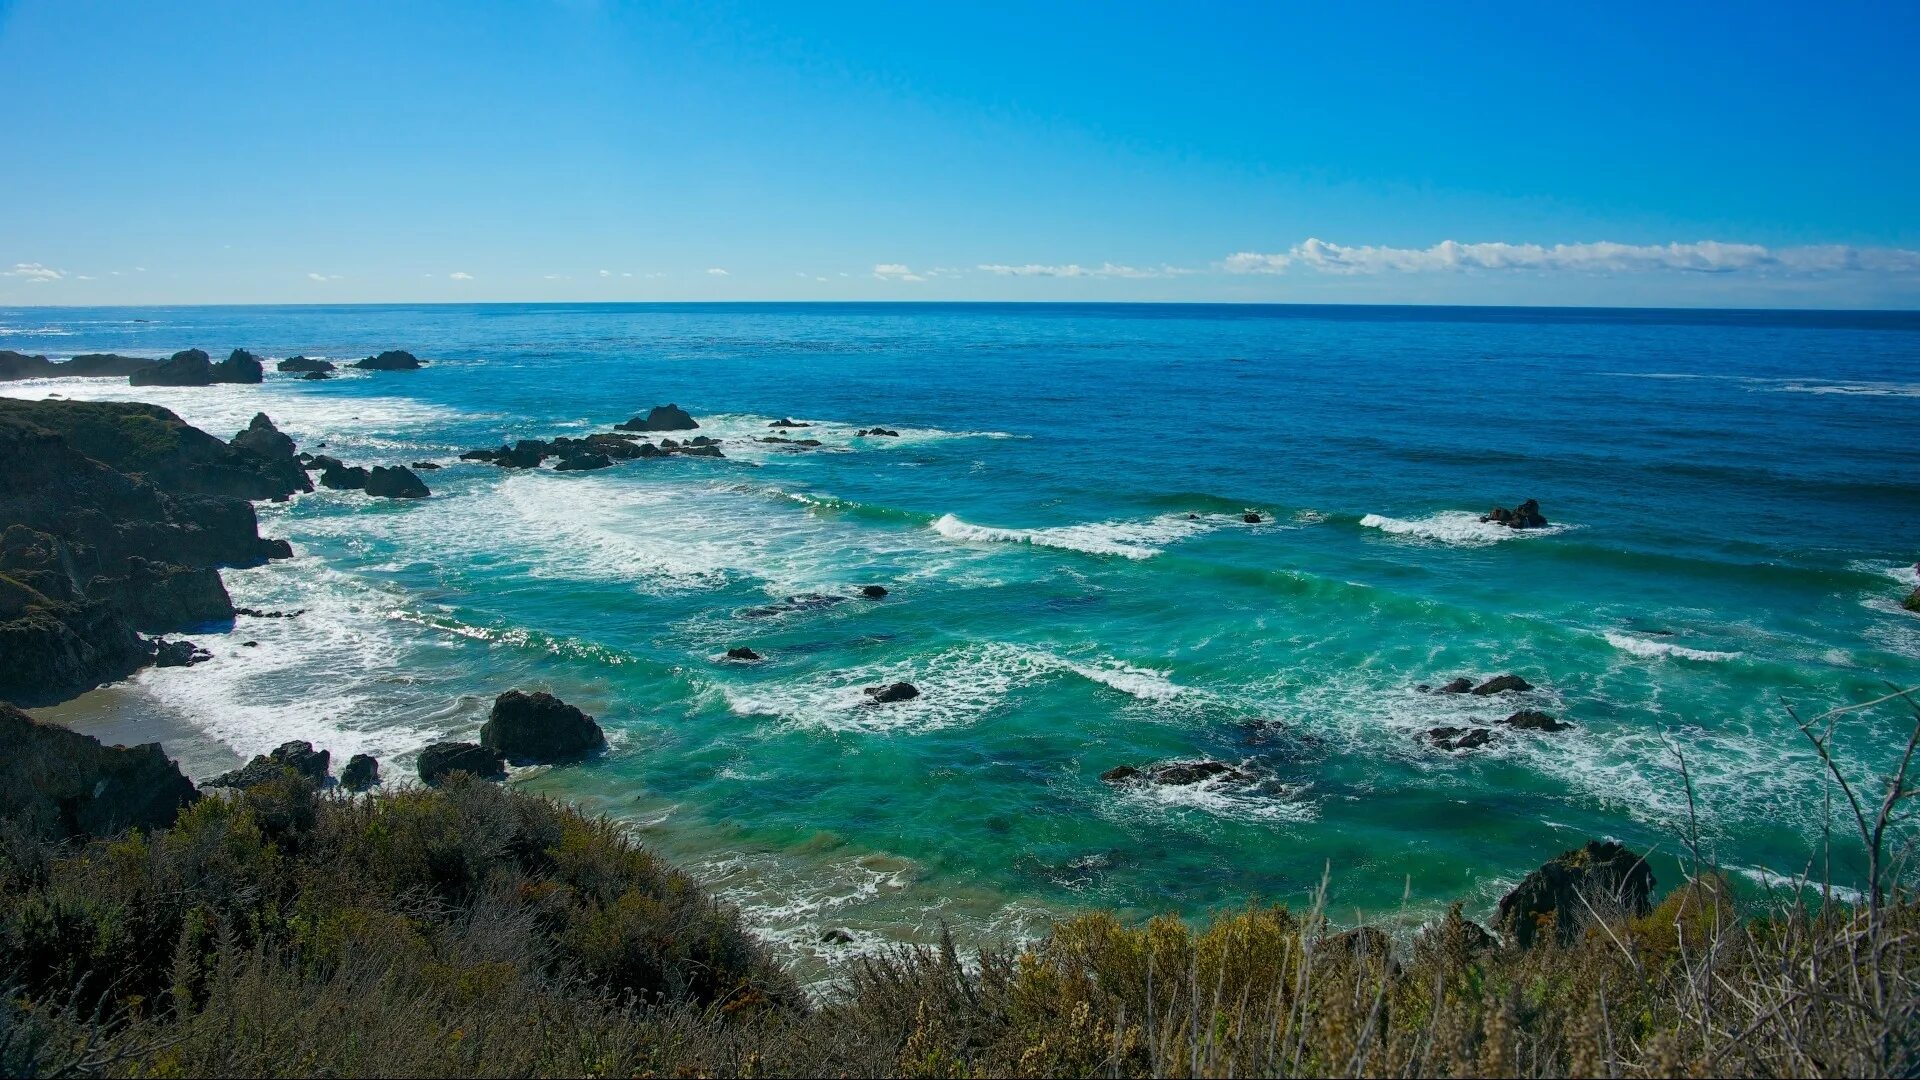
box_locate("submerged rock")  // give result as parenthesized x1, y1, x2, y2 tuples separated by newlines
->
(862, 681, 920, 704)
(480, 689, 606, 764)
(319, 462, 370, 490)
(1434, 678, 1474, 694)
(301, 370, 334, 381)
(725, 646, 762, 661)
(1481, 498, 1548, 529)
(278, 356, 335, 373)
(1102, 760, 1257, 785)
(353, 350, 423, 370)
(340, 753, 380, 792)
(365, 465, 430, 499)
(1498, 840, 1654, 948)
(1425, 726, 1494, 751)
(616, 404, 698, 432)
(418, 741, 507, 785)
(554, 452, 614, 471)
(410, 461, 442, 470)
(855, 427, 899, 437)
(860, 585, 889, 599)
(1905, 586, 1920, 613)
(0, 702, 198, 840)
(1242, 512, 1263, 523)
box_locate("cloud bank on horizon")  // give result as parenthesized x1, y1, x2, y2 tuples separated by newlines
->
(1221, 240, 1920, 277)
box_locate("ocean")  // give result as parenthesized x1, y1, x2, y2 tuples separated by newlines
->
(6, 301, 1919, 975)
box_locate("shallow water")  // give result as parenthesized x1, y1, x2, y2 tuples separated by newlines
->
(8, 302, 1920, 976)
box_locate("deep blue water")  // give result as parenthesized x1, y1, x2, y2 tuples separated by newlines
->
(7, 302, 1919, 969)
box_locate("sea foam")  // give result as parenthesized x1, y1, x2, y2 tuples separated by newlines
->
(1359, 510, 1567, 547)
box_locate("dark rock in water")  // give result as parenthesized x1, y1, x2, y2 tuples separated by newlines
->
(860, 585, 889, 599)
(151, 637, 212, 667)
(725, 646, 762, 661)
(2, 397, 309, 501)
(820, 928, 856, 945)
(410, 461, 442, 470)
(1425, 726, 1494, 751)
(319, 462, 370, 490)
(0, 350, 56, 380)
(1501, 709, 1572, 733)
(340, 753, 380, 792)
(583, 433, 642, 459)
(855, 427, 900, 437)
(129, 348, 214, 387)
(3, 351, 164, 380)
(235, 607, 303, 618)
(554, 452, 614, 472)
(1481, 498, 1548, 529)
(231, 412, 297, 461)
(1435, 678, 1474, 694)
(741, 593, 846, 619)
(278, 356, 335, 373)
(770, 418, 810, 428)
(353, 350, 422, 370)
(758, 434, 822, 447)
(1242, 512, 1263, 523)
(418, 741, 507, 786)
(1470, 674, 1533, 696)
(228, 414, 313, 495)
(1905, 587, 1920, 613)
(480, 689, 607, 764)
(862, 681, 920, 704)
(677, 443, 725, 458)
(485, 441, 546, 469)
(1498, 840, 1654, 949)
(1099, 765, 1142, 783)
(214, 349, 265, 384)
(459, 448, 499, 462)
(0, 702, 198, 840)
(365, 465, 430, 499)
(616, 404, 698, 432)
(1145, 760, 1253, 785)
(301, 370, 334, 381)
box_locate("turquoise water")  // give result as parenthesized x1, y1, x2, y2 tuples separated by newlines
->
(6, 302, 1920, 967)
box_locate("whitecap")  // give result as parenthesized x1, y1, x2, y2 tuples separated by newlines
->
(1359, 511, 1569, 547)
(1602, 630, 1741, 662)
(931, 511, 1228, 560)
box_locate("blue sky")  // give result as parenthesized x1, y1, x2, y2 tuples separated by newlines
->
(2, 0, 1916, 307)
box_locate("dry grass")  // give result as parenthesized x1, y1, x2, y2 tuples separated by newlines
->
(4, 692, 1919, 1077)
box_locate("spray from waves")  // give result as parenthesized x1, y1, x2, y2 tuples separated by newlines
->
(1102, 771, 1318, 827)
(1358, 510, 1572, 547)
(1602, 630, 1742, 662)
(721, 642, 1190, 733)
(129, 561, 447, 769)
(931, 511, 1248, 560)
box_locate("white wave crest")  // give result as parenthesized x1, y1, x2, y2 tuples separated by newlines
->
(1602, 631, 1741, 662)
(1359, 511, 1568, 547)
(931, 512, 1224, 560)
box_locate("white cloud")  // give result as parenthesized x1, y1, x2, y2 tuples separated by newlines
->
(449, 271, 474, 280)
(307, 272, 342, 282)
(74, 275, 96, 281)
(976, 262, 1190, 279)
(5, 263, 65, 282)
(873, 263, 926, 282)
(707, 267, 729, 276)
(599, 269, 612, 278)
(1224, 239, 1920, 277)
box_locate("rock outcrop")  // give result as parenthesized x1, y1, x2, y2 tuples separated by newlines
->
(859, 585, 889, 599)
(228, 414, 313, 496)
(340, 753, 380, 791)
(214, 349, 265, 384)
(1470, 674, 1534, 696)
(353, 350, 423, 370)
(129, 348, 216, 387)
(151, 638, 212, 667)
(204, 740, 332, 790)
(1, 351, 160, 380)
(418, 741, 507, 785)
(1481, 499, 1548, 529)
(365, 465, 430, 499)
(0, 400, 295, 704)
(1424, 726, 1494, 751)
(0, 702, 198, 840)
(616, 404, 698, 432)
(725, 646, 762, 661)
(862, 682, 920, 704)
(1497, 840, 1654, 948)
(277, 356, 335, 373)
(479, 690, 607, 764)
(1501, 709, 1572, 732)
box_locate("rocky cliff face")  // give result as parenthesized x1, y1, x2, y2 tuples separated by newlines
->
(0, 400, 301, 704)
(0, 702, 198, 840)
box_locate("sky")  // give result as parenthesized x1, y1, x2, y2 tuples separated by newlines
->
(2, 1, 1917, 308)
